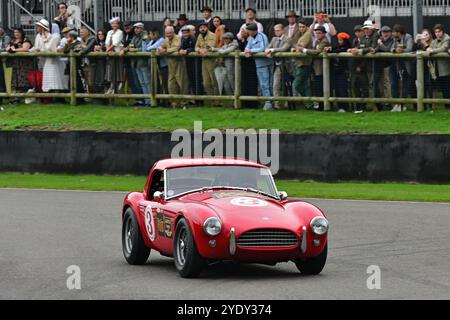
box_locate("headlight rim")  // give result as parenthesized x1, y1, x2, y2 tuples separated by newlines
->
(310, 216, 329, 236)
(203, 217, 222, 236)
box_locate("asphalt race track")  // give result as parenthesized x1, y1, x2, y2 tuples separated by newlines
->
(0, 189, 449, 300)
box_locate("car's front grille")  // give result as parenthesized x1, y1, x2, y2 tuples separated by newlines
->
(237, 229, 298, 248)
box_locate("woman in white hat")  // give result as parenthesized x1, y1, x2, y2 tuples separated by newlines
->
(105, 17, 124, 94)
(41, 23, 67, 94)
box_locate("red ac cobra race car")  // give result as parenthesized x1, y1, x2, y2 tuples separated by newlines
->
(121, 158, 329, 278)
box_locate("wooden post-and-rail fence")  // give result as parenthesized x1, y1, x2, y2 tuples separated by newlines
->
(1, 51, 450, 112)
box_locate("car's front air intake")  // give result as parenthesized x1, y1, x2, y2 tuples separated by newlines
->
(237, 229, 298, 248)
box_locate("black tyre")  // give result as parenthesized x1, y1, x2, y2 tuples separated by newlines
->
(122, 208, 151, 265)
(295, 244, 328, 275)
(173, 218, 205, 278)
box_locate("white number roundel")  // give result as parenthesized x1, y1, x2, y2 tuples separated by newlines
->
(144, 205, 155, 241)
(231, 197, 268, 207)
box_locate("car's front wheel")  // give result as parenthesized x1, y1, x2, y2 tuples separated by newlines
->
(295, 244, 327, 275)
(122, 208, 151, 265)
(173, 218, 205, 278)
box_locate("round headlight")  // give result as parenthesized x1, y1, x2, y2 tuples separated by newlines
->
(310, 217, 329, 235)
(203, 217, 222, 236)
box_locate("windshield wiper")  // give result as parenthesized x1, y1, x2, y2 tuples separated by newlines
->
(243, 187, 279, 200)
(202, 186, 278, 200)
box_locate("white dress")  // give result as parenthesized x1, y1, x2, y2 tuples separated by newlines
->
(42, 35, 68, 92)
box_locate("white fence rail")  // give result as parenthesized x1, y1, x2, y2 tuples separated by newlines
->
(4, 0, 450, 33)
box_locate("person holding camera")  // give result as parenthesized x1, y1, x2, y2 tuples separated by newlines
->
(310, 11, 336, 43)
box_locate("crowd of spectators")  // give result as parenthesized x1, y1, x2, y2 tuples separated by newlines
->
(1, 3, 450, 111)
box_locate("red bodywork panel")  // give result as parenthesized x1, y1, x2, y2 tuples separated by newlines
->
(123, 158, 328, 263)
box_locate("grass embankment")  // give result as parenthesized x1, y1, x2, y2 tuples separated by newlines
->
(1, 104, 450, 134)
(1, 173, 449, 202)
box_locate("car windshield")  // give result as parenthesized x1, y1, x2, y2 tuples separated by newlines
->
(165, 165, 278, 199)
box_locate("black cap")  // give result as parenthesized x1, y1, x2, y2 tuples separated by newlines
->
(246, 8, 256, 14)
(314, 26, 327, 33)
(123, 21, 132, 27)
(198, 21, 209, 28)
(246, 23, 258, 31)
(177, 14, 188, 21)
(353, 25, 363, 32)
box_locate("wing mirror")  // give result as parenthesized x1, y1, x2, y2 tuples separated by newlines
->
(153, 191, 165, 202)
(278, 191, 288, 201)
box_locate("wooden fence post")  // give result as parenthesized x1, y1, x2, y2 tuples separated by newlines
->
(416, 53, 425, 112)
(69, 50, 77, 106)
(323, 53, 331, 111)
(151, 52, 158, 107)
(234, 51, 242, 109)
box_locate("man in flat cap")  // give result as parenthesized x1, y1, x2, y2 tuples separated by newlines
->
(122, 20, 142, 100)
(180, 26, 203, 102)
(245, 23, 273, 110)
(126, 22, 151, 106)
(211, 32, 239, 98)
(266, 24, 292, 109)
(158, 26, 189, 108)
(196, 22, 219, 103)
(237, 8, 264, 40)
(301, 25, 331, 111)
(374, 26, 395, 111)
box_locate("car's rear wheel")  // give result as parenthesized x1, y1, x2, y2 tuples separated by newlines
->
(122, 208, 150, 265)
(295, 244, 327, 275)
(173, 218, 205, 278)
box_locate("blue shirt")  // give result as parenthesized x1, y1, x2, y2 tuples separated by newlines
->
(245, 32, 272, 68)
(145, 37, 167, 68)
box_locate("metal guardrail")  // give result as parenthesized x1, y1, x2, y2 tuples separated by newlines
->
(1, 51, 449, 112)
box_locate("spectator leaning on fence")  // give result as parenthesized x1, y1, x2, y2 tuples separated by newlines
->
(0, 27, 10, 95)
(237, 8, 264, 41)
(6, 28, 33, 103)
(292, 21, 313, 110)
(79, 26, 97, 96)
(374, 26, 394, 111)
(179, 26, 202, 102)
(196, 22, 220, 104)
(146, 28, 169, 98)
(238, 28, 259, 109)
(390, 24, 415, 112)
(427, 24, 450, 110)
(266, 24, 292, 110)
(63, 30, 84, 102)
(158, 26, 189, 108)
(122, 21, 141, 98)
(305, 25, 331, 112)
(415, 29, 434, 110)
(105, 17, 124, 95)
(30, 19, 51, 70)
(41, 23, 67, 96)
(211, 32, 239, 98)
(349, 20, 378, 113)
(331, 32, 352, 112)
(93, 29, 108, 97)
(126, 22, 151, 107)
(244, 23, 273, 111)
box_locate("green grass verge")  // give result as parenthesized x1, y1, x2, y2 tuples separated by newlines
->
(1, 104, 450, 134)
(1, 173, 449, 202)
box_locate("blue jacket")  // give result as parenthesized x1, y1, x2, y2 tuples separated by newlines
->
(246, 32, 272, 68)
